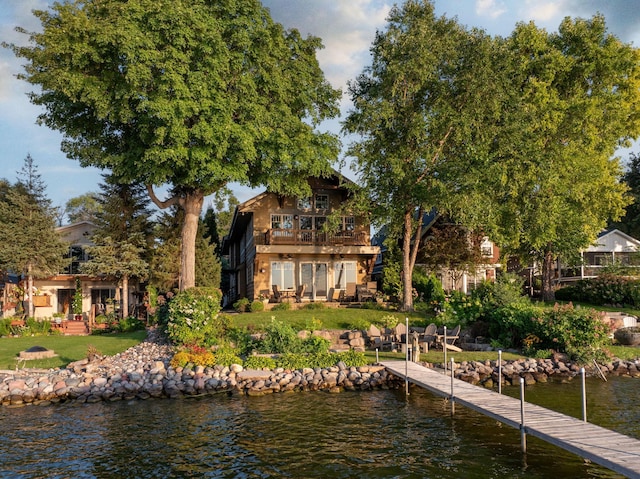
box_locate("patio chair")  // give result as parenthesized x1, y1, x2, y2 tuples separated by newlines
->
(393, 322, 407, 346)
(418, 323, 437, 353)
(345, 282, 356, 302)
(446, 324, 461, 346)
(295, 284, 306, 303)
(367, 324, 392, 350)
(272, 285, 282, 303)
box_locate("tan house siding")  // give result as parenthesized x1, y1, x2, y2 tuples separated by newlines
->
(223, 174, 379, 304)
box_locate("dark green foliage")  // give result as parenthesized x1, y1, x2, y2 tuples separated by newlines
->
(249, 300, 264, 312)
(226, 327, 261, 356)
(233, 298, 251, 312)
(259, 320, 300, 354)
(116, 316, 145, 333)
(243, 355, 276, 370)
(412, 268, 446, 305)
(301, 302, 325, 310)
(555, 275, 640, 307)
(271, 302, 291, 311)
(214, 346, 243, 367)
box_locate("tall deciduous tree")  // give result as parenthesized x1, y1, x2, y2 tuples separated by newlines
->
(343, 1, 506, 311)
(64, 193, 102, 224)
(487, 16, 640, 301)
(8, 0, 340, 291)
(0, 181, 68, 317)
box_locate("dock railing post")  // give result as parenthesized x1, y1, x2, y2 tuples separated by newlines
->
(581, 367, 587, 422)
(443, 325, 448, 373)
(498, 350, 502, 395)
(520, 377, 527, 454)
(405, 317, 409, 396)
(450, 357, 455, 415)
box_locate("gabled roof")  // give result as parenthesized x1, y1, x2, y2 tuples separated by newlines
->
(587, 229, 640, 253)
(221, 169, 352, 253)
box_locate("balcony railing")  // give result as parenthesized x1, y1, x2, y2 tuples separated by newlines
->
(256, 229, 368, 247)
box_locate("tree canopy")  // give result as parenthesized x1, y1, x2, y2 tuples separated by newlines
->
(343, 0, 507, 310)
(8, 0, 340, 290)
(486, 16, 640, 301)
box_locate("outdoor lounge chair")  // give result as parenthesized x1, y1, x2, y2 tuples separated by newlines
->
(367, 324, 393, 350)
(345, 282, 356, 302)
(418, 323, 437, 353)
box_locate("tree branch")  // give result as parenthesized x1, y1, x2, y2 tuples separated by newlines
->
(416, 126, 454, 183)
(146, 184, 179, 210)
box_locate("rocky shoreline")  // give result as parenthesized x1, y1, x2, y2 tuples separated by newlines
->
(1, 330, 638, 408)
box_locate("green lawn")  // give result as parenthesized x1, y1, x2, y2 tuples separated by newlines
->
(0, 331, 147, 371)
(228, 307, 427, 331)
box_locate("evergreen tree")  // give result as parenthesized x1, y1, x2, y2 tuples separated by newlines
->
(0, 181, 67, 317)
(82, 175, 153, 317)
(16, 154, 50, 210)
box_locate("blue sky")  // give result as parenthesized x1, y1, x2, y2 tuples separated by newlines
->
(1, 0, 639, 219)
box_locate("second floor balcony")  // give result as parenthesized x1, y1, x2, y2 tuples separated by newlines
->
(255, 229, 369, 247)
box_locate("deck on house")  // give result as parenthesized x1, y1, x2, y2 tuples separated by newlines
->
(381, 360, 640, 479)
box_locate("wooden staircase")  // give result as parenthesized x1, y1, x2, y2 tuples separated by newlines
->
(63, 320, 89, 336)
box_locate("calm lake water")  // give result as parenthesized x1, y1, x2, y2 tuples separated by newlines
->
(0, 376, 637, 478)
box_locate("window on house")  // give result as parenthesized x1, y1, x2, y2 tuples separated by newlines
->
(480, 237, 493, 257)
(342, 216, 355, 231)
(65, 245, 87, 274)
(271, 214, 293, 237)
(271, 261, 295, 290)
(334, 261, 356, 289)
(297, 197, 312, 210)
(299, 216, 313, 230)
(315, 194, 329, 210)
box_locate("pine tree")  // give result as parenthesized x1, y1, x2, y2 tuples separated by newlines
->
(82, 175, 153, 317)
(0, 181, 67, 317)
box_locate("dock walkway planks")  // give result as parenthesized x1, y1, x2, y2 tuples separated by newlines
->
(381, 360, 640, 479)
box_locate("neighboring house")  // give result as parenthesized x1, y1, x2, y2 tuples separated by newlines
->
(2, 221, 140, 321)
(222, 173, 380, 304)
(559, 229, 640, 282)
(372, 211, 501, 294)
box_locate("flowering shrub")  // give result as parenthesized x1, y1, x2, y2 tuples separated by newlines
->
(530, 304, 611, 363)
(166, 287, 227, 347)
(170, 345, 216, 368)
(556, 275, 640, 307)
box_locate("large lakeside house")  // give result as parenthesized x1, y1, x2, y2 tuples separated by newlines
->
(222, 172, 380, 305)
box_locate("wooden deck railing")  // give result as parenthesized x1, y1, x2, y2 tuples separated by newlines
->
(255, 229, 368, 247)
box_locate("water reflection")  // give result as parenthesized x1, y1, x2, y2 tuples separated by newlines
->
(0, 377, 636, 478)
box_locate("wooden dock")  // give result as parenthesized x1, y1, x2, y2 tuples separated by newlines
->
(381, 360, 640, 479)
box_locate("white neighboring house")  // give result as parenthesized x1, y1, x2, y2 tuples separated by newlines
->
(559, 229, 640, 282)
(27, 221, 137, 321)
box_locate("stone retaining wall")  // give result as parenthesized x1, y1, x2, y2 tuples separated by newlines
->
(1, 332, 638, 407)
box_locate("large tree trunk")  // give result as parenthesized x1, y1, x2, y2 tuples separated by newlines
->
(401, 208, 424, 312)
(541, 246, 556, 303)
(147, 185, 205, 292)
(121, 275, 129, 318)
(179, 191, 204, 291)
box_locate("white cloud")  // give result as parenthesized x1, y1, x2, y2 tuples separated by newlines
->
(475, 0, 507, 19)
(521, 0, 563, 23)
